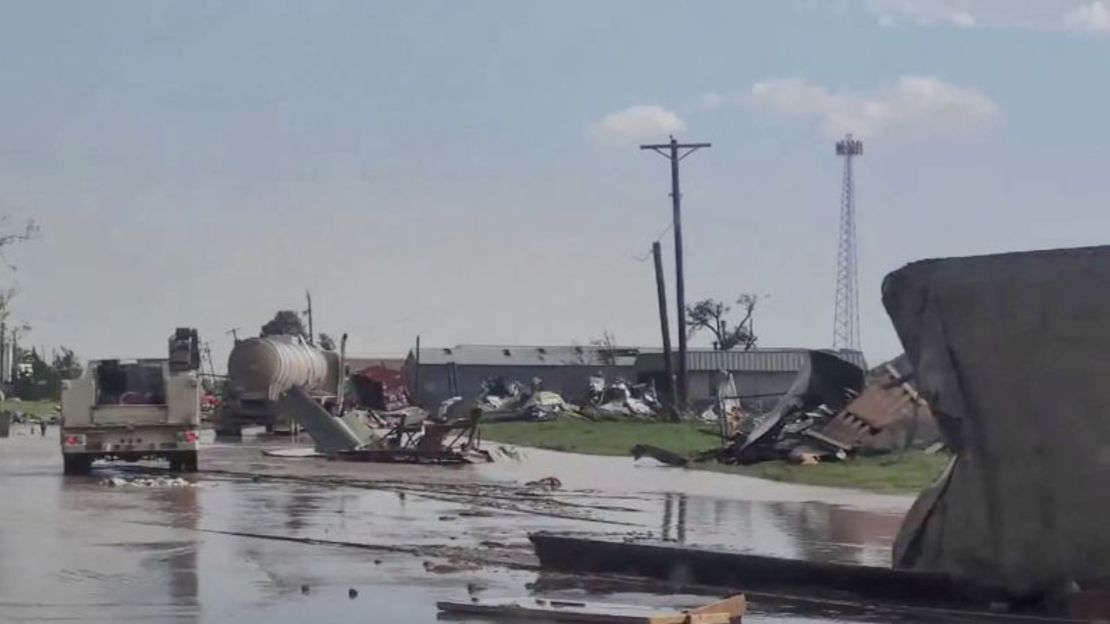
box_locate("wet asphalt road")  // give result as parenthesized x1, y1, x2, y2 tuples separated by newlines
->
(0, 425, 918, 623)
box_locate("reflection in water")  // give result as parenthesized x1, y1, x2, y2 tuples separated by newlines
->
(655, 494, 902, 567)
(661, 494, 689, 544)
(284, 486, 324, 532)
(150, 487, 200, 605)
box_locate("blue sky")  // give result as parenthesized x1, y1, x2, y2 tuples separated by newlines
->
(2, 0, 1110, 367)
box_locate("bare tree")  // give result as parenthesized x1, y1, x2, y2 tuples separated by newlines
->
(686, 294, 759, 351)
(0, 218, 40, 333)
(590, 330, 619, 370)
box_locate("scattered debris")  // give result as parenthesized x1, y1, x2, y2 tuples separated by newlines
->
(436, 593, 746, 623)
(524, 476, 562, 491)
(582, 376, 660, 420)
(495, 446, 522, 461)
(672, 351, 941, 467)
(630, 444, 688, 467)
(471, 377, 579, 423)
(261, 448, 323, 459)
(275, 387, 492, 464)
(423, 559, 479, 574)
(347, 365, 409, 411)
(348, 588, 358, 599)
(100, 476, 195, 488)
(457, 509, 496, 518)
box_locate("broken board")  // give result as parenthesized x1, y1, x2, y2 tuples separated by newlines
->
(436, 594, 745, 623)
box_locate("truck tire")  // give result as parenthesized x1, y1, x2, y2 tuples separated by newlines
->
(63, 455, 92, 476)
(169, 451, 199, 473)
(182, 451, 199, 473)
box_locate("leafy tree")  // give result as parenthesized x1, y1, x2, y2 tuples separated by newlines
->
(686, 293, 759, 351)
(51, 347, 82, 380)
(12, 346, 80, 401)
(260, 310, 307, 338)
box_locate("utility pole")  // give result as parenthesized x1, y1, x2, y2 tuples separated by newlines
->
(651, 241, 675, 412)
(640, 135, 711, 411)
(304, 290, 315, 345)
(201, 341, 217, 378)
(413, 335, 422, 407)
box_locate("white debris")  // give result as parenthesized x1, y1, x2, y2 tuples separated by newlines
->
(100, 475, 195, 488)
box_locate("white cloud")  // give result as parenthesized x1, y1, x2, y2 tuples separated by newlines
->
(1065, 1, 1110, 31)
(858, 0, 1110, 33)
(743, 76, 1001, 140)
(698, 92, 728, 111)
(587, 105, 686, 145)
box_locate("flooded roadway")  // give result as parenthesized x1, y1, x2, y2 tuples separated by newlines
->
(0, 425, 919, 623)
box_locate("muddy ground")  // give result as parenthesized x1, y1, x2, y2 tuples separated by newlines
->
(0, 425, 922, 623)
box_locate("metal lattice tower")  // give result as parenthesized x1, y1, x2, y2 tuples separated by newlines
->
(833, 134, 862, 351)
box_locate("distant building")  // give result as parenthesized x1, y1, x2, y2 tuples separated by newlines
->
(403, 345, 640, 408)
(343, 355, 405, 374)
(403, 344, 865, 411)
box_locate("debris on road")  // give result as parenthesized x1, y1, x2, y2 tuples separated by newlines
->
(260, 448, 324, 459)
(630, 444, 688, 467)
(524, 476, 562, 491)
(100, 475, 195, 488)
(436, 593, 746, 623)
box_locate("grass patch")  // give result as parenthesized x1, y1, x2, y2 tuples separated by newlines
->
(482, 420, 720, 457)
(0, 399, 58, 419)
(710, 452, 948, 493)
(482, 419, 948, 494)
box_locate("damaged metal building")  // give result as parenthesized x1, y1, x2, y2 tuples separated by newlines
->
(404, 345, 865, 409)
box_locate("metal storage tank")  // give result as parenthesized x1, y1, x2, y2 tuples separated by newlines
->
(227, 336, 339, 401)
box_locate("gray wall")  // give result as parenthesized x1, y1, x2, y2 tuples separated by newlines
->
(688, 370, 798, 413)
(407, 361, 799, 413)
(408, 363, 640, 407)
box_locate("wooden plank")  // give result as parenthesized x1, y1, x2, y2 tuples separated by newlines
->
(690, 594, 746, 620)
(436, 595, 743, 623)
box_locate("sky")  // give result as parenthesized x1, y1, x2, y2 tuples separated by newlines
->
(2, 0, 1110, 369)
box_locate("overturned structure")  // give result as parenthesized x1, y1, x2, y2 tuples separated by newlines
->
(886, 246, 1110, 599)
